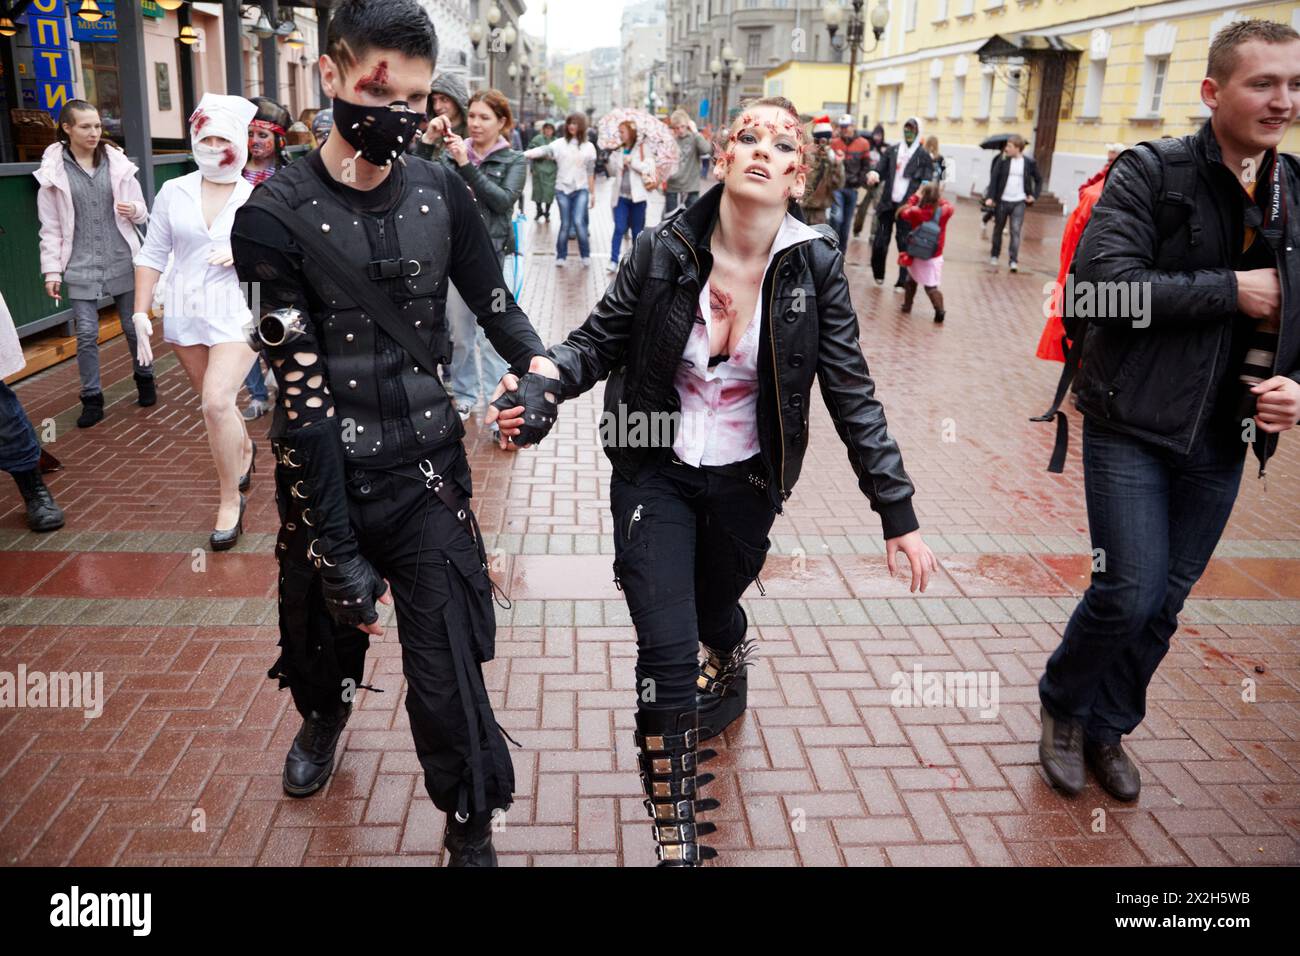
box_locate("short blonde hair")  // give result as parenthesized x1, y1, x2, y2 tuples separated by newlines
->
(670, 109, 691, 126)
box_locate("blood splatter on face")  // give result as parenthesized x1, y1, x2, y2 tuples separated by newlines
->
(220, 145, 237, 167)
(353, 59, 390, 93)
(189, 109, 209, 136)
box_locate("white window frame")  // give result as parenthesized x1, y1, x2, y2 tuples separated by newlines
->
(976, 65, 994, 119)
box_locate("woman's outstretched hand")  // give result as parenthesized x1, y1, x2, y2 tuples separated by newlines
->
(886, 530, 937, 593)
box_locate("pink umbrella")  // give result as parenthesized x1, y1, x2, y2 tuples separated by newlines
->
(597, 108, 680, 184)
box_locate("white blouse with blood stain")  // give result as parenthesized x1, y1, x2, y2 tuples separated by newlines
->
(671, 212, 823, 468)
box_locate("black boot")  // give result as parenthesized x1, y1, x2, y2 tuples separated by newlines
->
(1038, 703, 1085, 795)
(12, 469, 65, 532)
(633, 707, 718, 866)
(900, 279, 917, 313)
(444, 811, 499, 867)
(282, 701, 352, 797)
(76, 392, 104, 428)
(134, 372, 157, 407)
(697, 606, 757, 741)
(926, 287, 945, 323)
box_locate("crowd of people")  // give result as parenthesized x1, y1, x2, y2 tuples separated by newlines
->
(0, 0, 1296, 870)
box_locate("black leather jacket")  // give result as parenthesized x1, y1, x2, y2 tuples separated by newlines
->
(1073, 121, 1300, 463)
(547, 183, 919, 539)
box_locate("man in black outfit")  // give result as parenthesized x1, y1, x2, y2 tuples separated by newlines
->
(865, 116, 933, 289)
(230, 0, 561, 866)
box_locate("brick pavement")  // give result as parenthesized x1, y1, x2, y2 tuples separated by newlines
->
(1, 176, 1297, 867)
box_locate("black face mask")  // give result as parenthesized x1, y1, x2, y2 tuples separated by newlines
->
(331, 95, 421, 166)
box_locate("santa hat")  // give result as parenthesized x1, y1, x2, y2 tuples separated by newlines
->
(812, 115, 833, 138)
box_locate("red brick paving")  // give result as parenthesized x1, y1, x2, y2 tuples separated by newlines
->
(1, 180, 1297, 866)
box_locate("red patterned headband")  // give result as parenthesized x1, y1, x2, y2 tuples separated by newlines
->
(250, 119, 286, 136)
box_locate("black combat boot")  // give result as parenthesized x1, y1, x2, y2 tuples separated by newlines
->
(444, 811, 499, 867)
(633, 707, 719, 866)
(697, 606, 758, 742)
(11, 468, 65, 532)
(282, 701, 352, 797)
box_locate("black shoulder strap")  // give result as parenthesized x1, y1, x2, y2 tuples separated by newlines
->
(244, 193, 447, 382)
(1141, 136, 1202, 247)
(1028, 136, 1198, 474)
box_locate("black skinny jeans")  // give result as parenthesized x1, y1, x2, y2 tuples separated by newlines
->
(610, 454, 777, 711)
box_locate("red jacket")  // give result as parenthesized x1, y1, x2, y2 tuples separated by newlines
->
(1036, 177, 1105, 362)
(897, 195, 954, 263)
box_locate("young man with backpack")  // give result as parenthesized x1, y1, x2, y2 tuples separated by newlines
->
(1037, 18, 1300, 802)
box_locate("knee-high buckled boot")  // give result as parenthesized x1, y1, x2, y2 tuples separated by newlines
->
(633, 708, 719, 866)
(697, 606, 757, 742)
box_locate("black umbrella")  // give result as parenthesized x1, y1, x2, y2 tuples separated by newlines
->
(980, 133, 1015, 150)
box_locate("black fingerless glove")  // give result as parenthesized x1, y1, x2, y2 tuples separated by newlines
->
(320, 554, 387, 629)
(491, 371, 563, 446)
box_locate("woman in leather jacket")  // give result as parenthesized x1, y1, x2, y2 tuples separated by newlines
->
(493, 96, 936, 866)
(436, 89, 527, 431)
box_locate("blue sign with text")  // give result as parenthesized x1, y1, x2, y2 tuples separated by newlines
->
(24, 0, 75, 116)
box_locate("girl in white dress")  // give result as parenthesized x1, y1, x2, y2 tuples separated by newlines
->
(132, 93, 260, 549)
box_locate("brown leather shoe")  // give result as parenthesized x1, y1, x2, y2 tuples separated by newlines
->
(1038, 704, 1085, 795)
(1085, 739, 1141, 802)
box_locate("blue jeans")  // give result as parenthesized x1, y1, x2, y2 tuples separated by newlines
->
(0, 381, 41, 475)
(661, 190, 698, 221)
(243, 355, 268, 402)
(832, 187, 858, 250)
(554, 189, 590, 260)
(991, 199, 1027, 263)
(447, 256, 515, 410)
(611, 197, 647, 263)
(1039, 417, 1246, 743)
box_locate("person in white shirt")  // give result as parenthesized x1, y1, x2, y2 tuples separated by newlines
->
(523, 112, 597, 266)
(131, 93, 260, 550)
(983, 134, 1041, 272)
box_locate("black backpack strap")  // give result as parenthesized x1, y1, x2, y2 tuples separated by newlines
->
(1139, 136, 1202, 248)
(244, 194, 447, 382)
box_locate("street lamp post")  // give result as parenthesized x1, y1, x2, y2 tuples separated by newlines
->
(469, 4, 517, 89)
(712, 42, 743, 127)
(824, 0, 890, 122)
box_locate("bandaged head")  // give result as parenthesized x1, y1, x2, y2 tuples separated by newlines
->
(189, 92, 258, 183)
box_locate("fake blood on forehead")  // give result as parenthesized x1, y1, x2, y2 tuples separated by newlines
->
(353, 60, 390, 92)
(190, 109, 209, 135)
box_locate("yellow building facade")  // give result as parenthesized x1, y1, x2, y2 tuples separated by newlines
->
(766, 1, 1300, 207)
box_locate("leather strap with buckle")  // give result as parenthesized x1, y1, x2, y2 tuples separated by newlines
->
(366, 257, 426, 280)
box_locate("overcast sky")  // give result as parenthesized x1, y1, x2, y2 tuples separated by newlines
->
(519, 1, 624, 58)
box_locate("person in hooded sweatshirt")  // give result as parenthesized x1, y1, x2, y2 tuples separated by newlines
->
(866, 117, 933, 290)
(413, 71, 470, 162)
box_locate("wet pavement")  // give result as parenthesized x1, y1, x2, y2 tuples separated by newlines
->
(1, 176, 1297, 866)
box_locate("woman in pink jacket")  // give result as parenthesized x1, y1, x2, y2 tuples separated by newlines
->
(35, 100, 153, 427)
